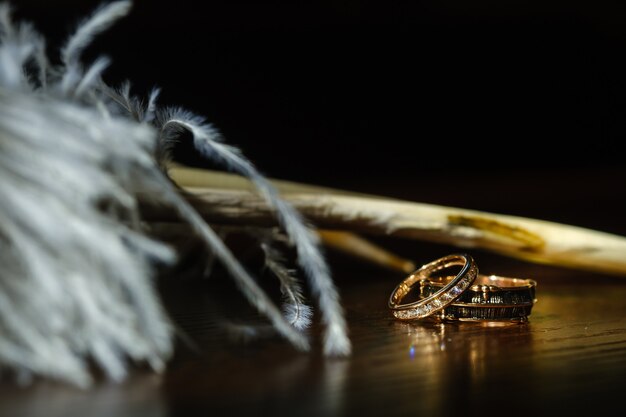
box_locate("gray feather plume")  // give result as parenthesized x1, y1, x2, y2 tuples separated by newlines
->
(0, 0, 349, 386)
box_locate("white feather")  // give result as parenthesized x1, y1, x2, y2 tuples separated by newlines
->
(0, 4, 38, 89)
(61, 1, 131, 66)
(144, 87, 160, 123)
(159, 109, 351, 355)
(0, 0, 349, 387)
(152, 181, 311, 352)
(74, 55, 109, 97)
(0, 91, 176, 386)
(262, 242, 313, 330)
(60, 1, 131, 94)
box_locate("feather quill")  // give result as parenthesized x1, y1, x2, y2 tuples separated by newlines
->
(74, 55, 109, 97)
(0, 4, 38, 89)
(261, 243, 313, 330)
(60, 1, 131, 94)
(61, 1, 131, 66)
(158, 109, 350, 355)
(152, 182, 311, 352)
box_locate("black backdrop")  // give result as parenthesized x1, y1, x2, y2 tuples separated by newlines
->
(15, 1, 626, 211)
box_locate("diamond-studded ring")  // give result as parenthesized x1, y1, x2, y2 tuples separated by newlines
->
(388, 254, 478, 320)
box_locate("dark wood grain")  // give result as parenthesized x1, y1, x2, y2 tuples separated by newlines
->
(2, 170, 626, 417)
(2, 250, 626, 417)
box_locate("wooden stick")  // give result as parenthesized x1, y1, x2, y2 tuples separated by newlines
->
(319, 230, 416, 274)
(164, 166, 626, 277)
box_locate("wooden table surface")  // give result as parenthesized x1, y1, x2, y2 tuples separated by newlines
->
(1, 170, 626, 417)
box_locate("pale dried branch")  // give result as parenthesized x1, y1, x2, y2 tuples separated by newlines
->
(166, 166, 626, 277)
(319, 230, 416, 274)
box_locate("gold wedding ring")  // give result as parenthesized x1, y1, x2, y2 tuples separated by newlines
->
(389, 254, 478, 320)
(420, 274, 537, 321)
(389, 255, 537, 322)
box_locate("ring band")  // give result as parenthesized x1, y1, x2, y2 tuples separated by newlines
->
(389, 254, 478, 320)
(420, 274, 537, 321)
(442, 305, 532, 322)
(422, 274, 537, 305)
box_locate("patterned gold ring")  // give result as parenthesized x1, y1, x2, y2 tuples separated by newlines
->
(420, 274, 537, 321)
(389, 254, 478, 320)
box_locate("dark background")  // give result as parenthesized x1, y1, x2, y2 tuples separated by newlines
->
(15, 0, 626, 231)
